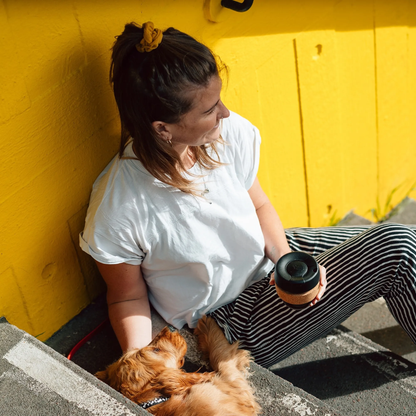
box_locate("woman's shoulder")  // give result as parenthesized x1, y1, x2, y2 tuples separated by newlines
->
(94, 143, 153, 188)
(89, 146, 156, 219)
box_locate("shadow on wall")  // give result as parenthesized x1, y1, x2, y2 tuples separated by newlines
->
(202, 0, 416, 40)
(47, 39, 118, 302)
(51, 41, 121, 301)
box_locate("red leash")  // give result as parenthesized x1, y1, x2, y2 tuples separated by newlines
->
(67, 318, 109, 360)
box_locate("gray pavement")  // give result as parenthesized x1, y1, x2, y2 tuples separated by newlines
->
(0, 317, 148, 416)
(343, 298, 416, 364)
(270, 325, 416, 415)
(338, 197, 416, 365)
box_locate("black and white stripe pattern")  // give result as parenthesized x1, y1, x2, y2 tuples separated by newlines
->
(210, 223, 416, 368)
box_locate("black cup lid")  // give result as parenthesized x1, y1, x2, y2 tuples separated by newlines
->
(275, 252, 319, 294)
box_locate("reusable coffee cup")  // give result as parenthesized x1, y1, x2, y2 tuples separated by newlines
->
(274, 252, 320, 309)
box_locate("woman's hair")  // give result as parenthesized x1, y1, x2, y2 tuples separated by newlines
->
(110, 22, 227, 194)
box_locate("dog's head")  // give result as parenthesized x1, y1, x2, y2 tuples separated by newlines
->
(96, 326, 187, 393)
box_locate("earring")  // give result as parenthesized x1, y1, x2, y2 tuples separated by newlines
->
(167, 139, 172, 147)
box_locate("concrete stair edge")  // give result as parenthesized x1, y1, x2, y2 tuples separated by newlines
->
(1, 314, 341, 415)
(41, 289, 416, 416)
(336, 196, 416, 226)
(271, 324, 416, 415)
(0, 316, 149, 416)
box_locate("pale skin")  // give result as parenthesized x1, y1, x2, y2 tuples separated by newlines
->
(247, 177, 327, 306)
(97, 76, 327, 353)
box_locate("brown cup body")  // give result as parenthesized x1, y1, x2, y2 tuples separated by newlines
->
(275, 282, 320, 307)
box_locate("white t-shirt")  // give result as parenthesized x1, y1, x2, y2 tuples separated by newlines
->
(80, 111, 273, 328)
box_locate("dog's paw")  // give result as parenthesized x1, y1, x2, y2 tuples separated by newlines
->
(235, 348, 253, 372)
(95, 370, 108, 384)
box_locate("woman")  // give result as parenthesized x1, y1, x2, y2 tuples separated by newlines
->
(80, 22, 416, 368)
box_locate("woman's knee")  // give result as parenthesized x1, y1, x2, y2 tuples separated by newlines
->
(366, 222, 416, 252)
(368, 222, 414, 238)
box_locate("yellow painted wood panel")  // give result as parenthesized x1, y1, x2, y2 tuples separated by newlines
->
(0, 53, 118, 205)
(295, 24, 345, 227)
(1, 0, 416, 339)
(375, 0, 416, 210)
(409, 2, 416, 200)
(4, 0, 86, 103)
(0, 119, 119, 340)
(334, 0, 378, 220)
(215, 36, 308, 228)
(0, 2, 31, 124)
(0, 268, 33, 334)
(255, 40, 308, 228)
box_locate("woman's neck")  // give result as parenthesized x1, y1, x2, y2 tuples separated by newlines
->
(174, 144, 195, 170)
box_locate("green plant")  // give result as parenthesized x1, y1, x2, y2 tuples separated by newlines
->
(368, 182, 416, 223)
(323, 204, 341, 227)
(328, 209, 341, 226)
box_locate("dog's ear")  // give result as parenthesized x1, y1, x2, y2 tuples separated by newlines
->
(95, 350, 157, 393)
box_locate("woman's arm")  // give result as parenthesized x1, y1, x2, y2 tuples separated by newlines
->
(248, 177, 291, 264)
(95, 262, 152, 352)
(248, 177, 326, 305)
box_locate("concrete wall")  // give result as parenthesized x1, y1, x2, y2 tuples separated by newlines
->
(1, 0, 416, 340)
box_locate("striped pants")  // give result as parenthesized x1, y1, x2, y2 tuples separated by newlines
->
(210, 223, 416, 368)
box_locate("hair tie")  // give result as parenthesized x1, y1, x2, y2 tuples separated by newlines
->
(136, 22, 163, 52)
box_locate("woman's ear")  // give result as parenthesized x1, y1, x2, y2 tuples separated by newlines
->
(152, 121, 172, 143)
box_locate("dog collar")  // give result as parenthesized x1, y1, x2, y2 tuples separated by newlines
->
(138, 396, 169, 409)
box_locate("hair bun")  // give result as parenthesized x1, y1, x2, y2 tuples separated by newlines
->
(136, 22, 163, 52)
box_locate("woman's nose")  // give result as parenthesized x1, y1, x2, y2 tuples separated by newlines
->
(219, 100, 230, 119)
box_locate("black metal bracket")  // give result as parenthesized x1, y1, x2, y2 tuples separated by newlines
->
(221, 0, 253, 12)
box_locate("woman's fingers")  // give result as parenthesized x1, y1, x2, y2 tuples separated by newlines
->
(310, 265, 327, 306)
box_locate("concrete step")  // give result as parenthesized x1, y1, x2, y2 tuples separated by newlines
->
(343, 298, 416, 365)
(270, 325, 416, 415)
(43, 302, 340, 416)
(44, 295, 416, 415)
(336, 197, 416, 365)
(0, 317, 148, 416)
(0, 312, 340, 415)
(337, 196, 416, 227)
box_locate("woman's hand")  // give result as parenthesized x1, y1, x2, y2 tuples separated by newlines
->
(269, 264, 327, 307)
(310, 265, 327, 306)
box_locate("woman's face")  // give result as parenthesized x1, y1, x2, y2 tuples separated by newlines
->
(167, 76, 230, 150)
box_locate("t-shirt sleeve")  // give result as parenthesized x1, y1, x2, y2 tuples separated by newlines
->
(79, 223, 145, 266)
(79, 181, 146, 266)
(222, 111, 261, 190)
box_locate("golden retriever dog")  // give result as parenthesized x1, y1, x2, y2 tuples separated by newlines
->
(96, 316, 260, 415)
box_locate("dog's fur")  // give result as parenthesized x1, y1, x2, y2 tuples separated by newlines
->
(96, 316, 260, 415)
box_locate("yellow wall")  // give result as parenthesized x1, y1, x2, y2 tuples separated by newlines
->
(1, 0, 416, 340)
